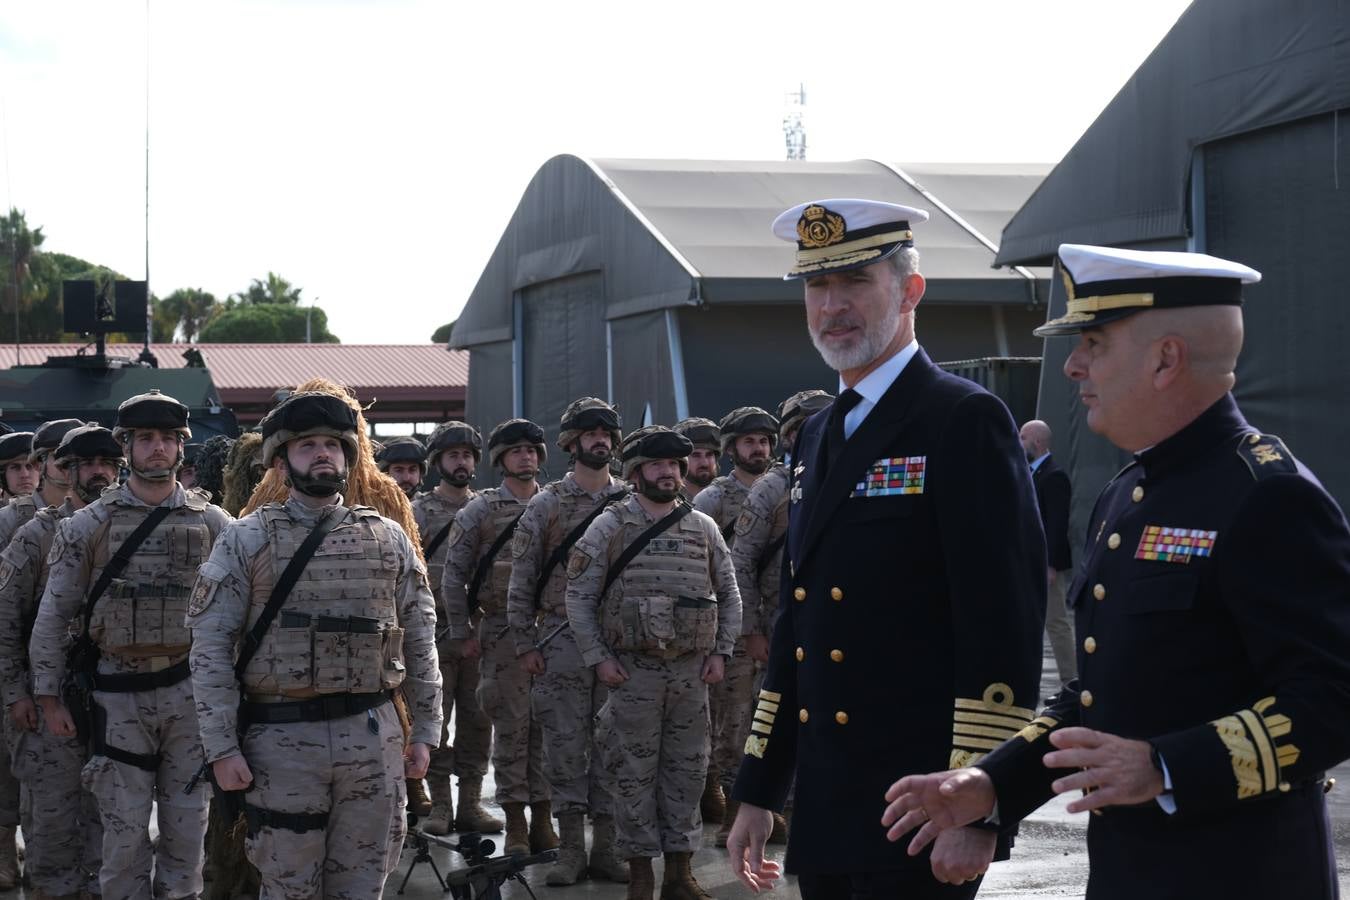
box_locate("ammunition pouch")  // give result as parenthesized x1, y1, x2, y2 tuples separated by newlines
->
(612, 594, 716, 655)
(243, 611, 406, 697)
(90, 581, 192, 657)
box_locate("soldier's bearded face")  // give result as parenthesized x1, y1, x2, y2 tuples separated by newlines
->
(732, 433, 772, 476)
(387, 461, 423, 497)
(804, 263, 905, 372)
(178, 465, 198, 489)
(686, 448, 718, 487)
(638, 458, 683, 503)
(575, 428, 613, 471)
(3, 461, 38, 496)
(502, 445, 538, 481)
(128, 429, 182, 480)
(438, 447, 476, 487)
(75, 458, 120, 501)
(284, 435, 348, 494)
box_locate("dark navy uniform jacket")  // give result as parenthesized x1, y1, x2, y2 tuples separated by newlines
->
(979, 394, 1350, 900)
(1033, 454, 1073, 572)
(731, 348, 1046, 878)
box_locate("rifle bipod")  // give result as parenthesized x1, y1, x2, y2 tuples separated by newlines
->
(399, 822, 558, 899)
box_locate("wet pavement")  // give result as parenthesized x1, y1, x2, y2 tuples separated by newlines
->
(388, 640, 1350, 898)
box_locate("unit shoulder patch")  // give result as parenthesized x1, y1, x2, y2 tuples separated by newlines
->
(1237, 433, 1298, 480)
(187, 577, 220, 618)
(566, 548, 593, 580)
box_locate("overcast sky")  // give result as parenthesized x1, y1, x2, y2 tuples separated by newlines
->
(1, 0, 1192, 345)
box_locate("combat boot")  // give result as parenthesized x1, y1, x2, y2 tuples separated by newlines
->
(0, 825, 17, 890)
(454, 777, 504, 833)
(626, 857, 655, 900)
(659, 851, 712, 900)
(588, 814, 630, 883)
(699, 773, 725, 825)
(503, 803, 531, 856)
(768, 810, 788, 844)
(529, 800, 560, 852)
(544, 813, 588, 886)
(715, 799, 739, 848)
(407, 777, 433, 817)
(421, 777, 455, 836)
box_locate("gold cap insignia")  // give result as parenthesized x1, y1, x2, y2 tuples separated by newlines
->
(797, 205, 847, 249)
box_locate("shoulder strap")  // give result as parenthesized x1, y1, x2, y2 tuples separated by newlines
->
(533, 488, 630, 605)
(422, 518, 455, 559)
(234, 507, 346, 678)
(601, 501, 693, 596)
(721, 519, 736, 541)
(756, 532, 788, 577)
(465, 510, 526, 608)
(80, 504, 174, 641)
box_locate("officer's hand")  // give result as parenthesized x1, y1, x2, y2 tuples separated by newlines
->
(745, 634, 770, 663)
(37, 695, 76, 738)
(726, 802, 781, 893)
(1043, 727, 1164, 813)
(595, 658, 629, 687)
(882, 768, 995, 854)
(460, 637, 482, 660)
(518, 649, 546, 675)
(212, 754, 254, 791)
(404, 742, 432, 780)
(701, 654, 725, 685)
(1046, 566, 1057, 586)
(7, 697, 37, 732)
(929, 826, 995, 885)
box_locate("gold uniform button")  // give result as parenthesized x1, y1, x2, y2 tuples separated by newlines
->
(830, 649, 844, 663)
(1093, 584, 1106, 601)
(795, 647, 804, 662)
(1325, 778, 1337, 794)
(1249, 433, 1262, 445)
(830, 587, 844, 601)
(1080, 690, 1095, 708)
(1132, 485, 1145, 503)
(835, 711, 849, 725)
(1084, 636, 1097, 654)
(1279, 781, 1291, 793)
(793, 587, 806, 602)
(1107, 533, 1121, 550)
(798, 709, 809, 723)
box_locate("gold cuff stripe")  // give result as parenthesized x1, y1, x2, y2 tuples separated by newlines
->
(952, 736, 1004, 752)
(1212, 714, 1263, 799)
(753, 711, 775, 725)
(1015, 715, 1059, 743)
(1254, 696, 1301, 769)
(751, 721, 773, 735)
(950, 749, 982, 769)
(1278, 746, 1301, 766)
(757, 700, 780, 715)
(790, 248, 885, 275)
(795, 230, 913, 263)
(955, 697, 1036, 721)
(954, 723, 1022, 741)
(759, 689, 782, 702)
(954, 710, 1034, 731)
(1066, 293, 1155, 315)
(1238, 708, 1277, 794)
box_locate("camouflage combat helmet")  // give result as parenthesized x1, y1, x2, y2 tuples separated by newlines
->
(259, 391, 361, 466)
(620, 426, 692, 480)
(717, 406, 780, 455)
(777, 389, 834, 442)
(375, 435, 427, 473)
(488, 419, 547, 469)
(557, 397, 622, 452)
(426, 421, 483, 465)
(672, 417, 720, 451)
(29, 419, 83, 465)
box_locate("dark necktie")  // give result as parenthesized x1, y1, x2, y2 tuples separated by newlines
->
(825, 389, 864, 467)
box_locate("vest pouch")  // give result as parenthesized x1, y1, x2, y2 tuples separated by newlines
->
(673, 596, 718, 653)
(271, 612, 317, 694)
(380, 626, 407, 690)
(312, 615, 352, 695)
(479, 559, 513, 616)
(617, 595, 676, 652)
(89, 580, 135, 649)
(129, 586, 193, 654)
(169, 524, 209, 569)
(346, 616, 384, 693)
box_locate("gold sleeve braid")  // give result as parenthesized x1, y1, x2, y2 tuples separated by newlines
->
(1211, 695, 1300, 800)
(949, 682, 1036, 769)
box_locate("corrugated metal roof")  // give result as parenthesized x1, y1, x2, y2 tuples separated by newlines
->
(0, 343, 468, 394)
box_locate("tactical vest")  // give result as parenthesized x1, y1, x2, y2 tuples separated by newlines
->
(539, 482, 622, 615)
(601, 503, 718, 656)
(16, 508, 66, 656)
(87, 497, 212, 658)
(710, 476, 751, 547)
(415, 492, 470, 603)
(475, 489, 529, 617)
(240, 505, 405, 699)
(10, 494, 37, 530)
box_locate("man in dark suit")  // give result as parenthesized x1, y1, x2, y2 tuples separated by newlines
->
(725, 199, 1047, 897)
(881, 244, 1350, 900)
(1020, 419, 1077, 689)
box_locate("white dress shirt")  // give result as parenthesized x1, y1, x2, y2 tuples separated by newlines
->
(839, 339, 920, 439)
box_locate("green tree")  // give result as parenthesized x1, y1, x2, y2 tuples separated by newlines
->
(228, 271, 302, 306)
(158, 287, 219, 342)
(0, 209, 61, 341)
(431, 320, 456, 343)
(198, 303, 339, 343)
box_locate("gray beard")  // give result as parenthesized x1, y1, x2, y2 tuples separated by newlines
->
(809, 302, 902, 372)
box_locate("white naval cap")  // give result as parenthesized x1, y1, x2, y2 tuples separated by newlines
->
(1036, 243, 1263, 337)
(772, 198, 930, 280)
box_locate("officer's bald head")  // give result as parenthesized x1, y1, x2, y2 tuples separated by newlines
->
(1136, 305, 1243, 390)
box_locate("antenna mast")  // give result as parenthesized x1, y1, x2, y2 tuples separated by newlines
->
(783, 84, 807, 161)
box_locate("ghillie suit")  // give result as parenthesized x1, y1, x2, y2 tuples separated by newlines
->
(220, 433, 265, 519)
(193, 435, 234, 506)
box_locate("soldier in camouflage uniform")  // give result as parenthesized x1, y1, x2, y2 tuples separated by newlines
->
(506, 398, 629, 885)
(412, 421, 500, 837)
(442, 419, 558, 856)
(0, 424, 120, 899)
(722, 390, 833, 847)
(187, 391, 443, 898)
(692, 406, 777, 838)
(376, 435, 427, 501)
(565, 426, 742, 900)
(30, 391, 231, 899)
(672, 418, 719, 504)
(0, 430, 39, 513)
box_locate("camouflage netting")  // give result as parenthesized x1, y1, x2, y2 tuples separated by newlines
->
(220, 432, 264, 518)
(193, 435, 234, 507)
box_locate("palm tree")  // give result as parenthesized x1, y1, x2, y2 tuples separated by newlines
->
(160, 287, 219, 341)
(230, 272, 302, 307)
(0, 209, 45, 316)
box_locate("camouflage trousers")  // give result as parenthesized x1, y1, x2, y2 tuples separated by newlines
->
(83, 676, 208, 899)
(595, 651, 708, 859)
(0, 732, 16, 829)
(477, 614, 548, 804)
(6, 702, 102, 894)
(427, 638, 492, 784)
(531, 612, 612, 817)
(708, 637, 757, 791)
(242, 700, 407, 900)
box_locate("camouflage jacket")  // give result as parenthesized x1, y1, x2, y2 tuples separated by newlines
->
(440, 479, 539, 638)
(412, 487, 476, 608)
(729, 464, 790, 637)
(0, 494, 40, 552)
(692, 472, 757, 548)
(0, 499, 77, 705)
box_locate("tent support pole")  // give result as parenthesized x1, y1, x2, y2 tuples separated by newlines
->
(665, 309, 689, 422)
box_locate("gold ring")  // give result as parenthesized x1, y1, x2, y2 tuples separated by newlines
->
(916, 806, 929, 821)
